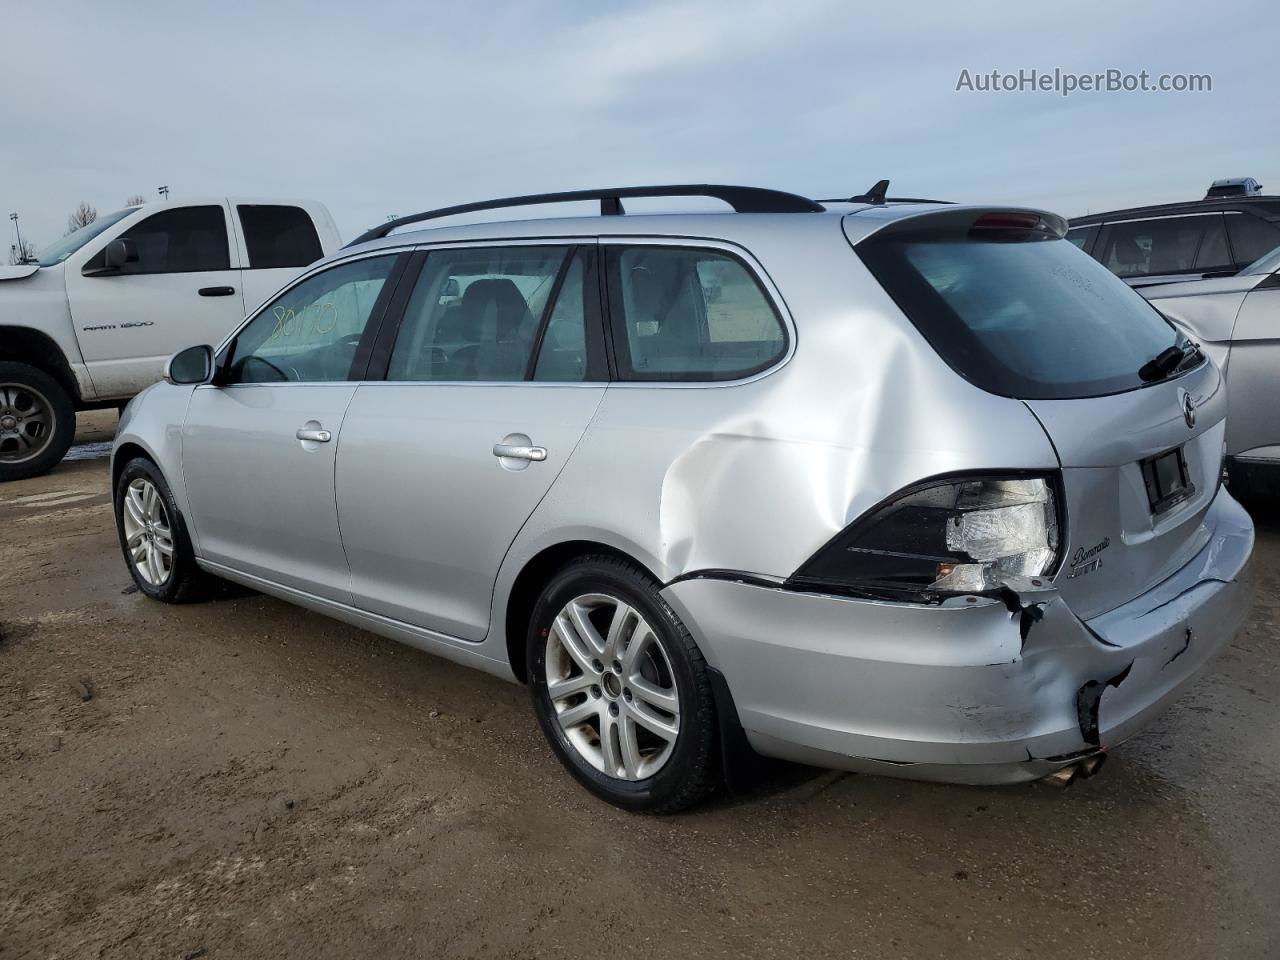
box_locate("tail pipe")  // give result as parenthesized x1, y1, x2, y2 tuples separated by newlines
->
(1041, 751, 1108, 788)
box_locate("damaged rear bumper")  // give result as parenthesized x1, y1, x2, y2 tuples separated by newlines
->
(660, 491, 1254, 785)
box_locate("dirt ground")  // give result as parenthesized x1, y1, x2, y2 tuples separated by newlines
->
(2, 411, 1278, 959)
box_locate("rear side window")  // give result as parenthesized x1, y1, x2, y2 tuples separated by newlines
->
(111, 206, 230, 274)
(1100, 214, 1230, 278)
(857, 220, 1179, 400)
(387, 246, 584, 382)
(238, 205, 323, 269)
(1226, 214, 1280, 267)
(606, 246, 786, 380)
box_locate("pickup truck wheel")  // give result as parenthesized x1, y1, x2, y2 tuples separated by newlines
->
(0, 362, 75, 482)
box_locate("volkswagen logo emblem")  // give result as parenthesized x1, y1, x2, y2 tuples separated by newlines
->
(1179, 389, 1196, 429)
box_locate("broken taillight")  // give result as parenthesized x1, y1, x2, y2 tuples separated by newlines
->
(788, 474, 1063, 600)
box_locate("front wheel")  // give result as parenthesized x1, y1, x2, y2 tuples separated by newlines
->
(0, 362, 76, 482)
(114, 457, 211, 602)
(528, 555, 719, 813)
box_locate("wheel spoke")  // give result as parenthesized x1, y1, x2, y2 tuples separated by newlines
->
(125, 490, 146, 527)
(629, 675, 677, 715)
(618, 715, 643, 779)
(153, 538, 174, 558)
(126, 530, 146, 548)
(552, 615, 596, 674)
(555, 697, 599, 729)
(602, 602, 636, 660)
(567, 600, 606, 656)
(546, 672, 594, 702)
(621, 624, 654, 672)
(600, 714, 623, 776)
(626, 700, 679, 743)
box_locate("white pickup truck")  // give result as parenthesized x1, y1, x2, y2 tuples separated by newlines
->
(0, 198, 340, 480)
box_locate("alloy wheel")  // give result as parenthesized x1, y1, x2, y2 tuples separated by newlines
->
(0, 383, 54, 464)
(121, 478, 174, 586)
(545, 593, 681, 781)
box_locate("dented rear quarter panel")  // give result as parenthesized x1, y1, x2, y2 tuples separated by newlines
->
(494, 217, 1059, 613)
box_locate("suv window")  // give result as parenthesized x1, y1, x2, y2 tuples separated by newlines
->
(238, 205, 323, 269)
(226, 255, 397, 383)
(1226, 214, 1280, 267)
(1065, 225, 1096, 252)
(857, 223, 1180, 400)
(388, 246, 580, 382)
(607, 246, 785, 380)
(113, 206, 230, 274)
(1100, 214, 1230, 279)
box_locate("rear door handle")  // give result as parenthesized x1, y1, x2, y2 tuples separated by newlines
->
(296, 427, 332, 443)
(199, 286, 236, 297)
(492, 442, 546, 461)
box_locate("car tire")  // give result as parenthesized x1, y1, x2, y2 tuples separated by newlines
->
(0, 362, 76, 483)
(114, 456, 211, 603)
(527, 554, 719, 813)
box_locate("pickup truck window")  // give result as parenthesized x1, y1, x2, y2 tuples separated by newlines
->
(82, 206, 231, 275)
(238, 204, 323, 269)
(36, 208, 134, 266)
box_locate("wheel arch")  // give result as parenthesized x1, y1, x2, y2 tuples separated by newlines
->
(111, 441, 156, 492)
(0, 326, 81, 404)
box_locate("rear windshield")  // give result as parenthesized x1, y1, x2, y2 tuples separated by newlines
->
(857, 221, 1180, 399)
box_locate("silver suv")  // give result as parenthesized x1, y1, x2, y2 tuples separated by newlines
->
(112, 185, 1254, 811)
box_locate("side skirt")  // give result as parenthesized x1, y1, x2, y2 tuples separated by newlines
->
(196, 558, 518, 683)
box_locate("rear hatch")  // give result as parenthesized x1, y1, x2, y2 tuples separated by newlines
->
(852, 207, 1226, 619)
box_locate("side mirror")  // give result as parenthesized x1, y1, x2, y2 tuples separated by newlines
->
(440, 277, 460, 297)
(105, 238, 139, 270)
(83, 238, 139, 277)
(164, 344, 215, 385)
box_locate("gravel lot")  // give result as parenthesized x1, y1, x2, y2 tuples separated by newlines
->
(2, 412, 1278, 959)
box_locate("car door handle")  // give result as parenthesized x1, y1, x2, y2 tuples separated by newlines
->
(296, 427, 332, 443)
(492, 442, 546, 461)
(198, 286, 236, 297)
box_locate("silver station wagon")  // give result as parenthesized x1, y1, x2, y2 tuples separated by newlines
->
(112, 184, 1254, 811)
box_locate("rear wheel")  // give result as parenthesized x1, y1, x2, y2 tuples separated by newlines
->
(528, 555, 718, 812)
(0, 362, 75, 482)
(114, 457, 211, 602)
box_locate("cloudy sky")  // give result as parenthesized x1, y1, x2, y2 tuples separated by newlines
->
(3, 0, 1274, 250)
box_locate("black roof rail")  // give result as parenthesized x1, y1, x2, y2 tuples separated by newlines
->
(347, 184, 824, 247)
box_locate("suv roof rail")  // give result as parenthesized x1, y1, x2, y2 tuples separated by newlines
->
(347, 184, 825, 247)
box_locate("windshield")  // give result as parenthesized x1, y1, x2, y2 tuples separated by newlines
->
(36, 208, 137, 267)
(857, 220, 1181, 399)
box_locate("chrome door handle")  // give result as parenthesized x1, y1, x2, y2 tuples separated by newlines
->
(492, 442, 546, 462)
(296, 427, 332, 443)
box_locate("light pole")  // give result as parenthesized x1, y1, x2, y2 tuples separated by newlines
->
(8, 212, 25, 262)
(158, 185, 169, 201)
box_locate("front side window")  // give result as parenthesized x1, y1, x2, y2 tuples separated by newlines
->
(107, 206, 231, 274)
(607, 246, 785, 380)
(238, 205, 324, 269)
(1101, 214, 1229, 279)
(387, 246, 579, 382)
(226, 255, 396, 383)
